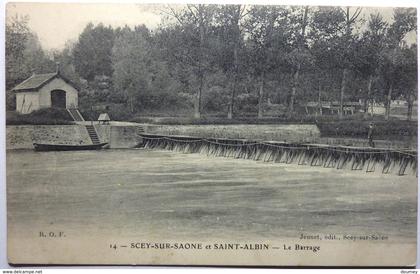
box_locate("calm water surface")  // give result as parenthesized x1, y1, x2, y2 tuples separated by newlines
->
(7, 149, 417, 242)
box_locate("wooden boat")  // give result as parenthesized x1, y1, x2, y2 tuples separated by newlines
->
(33, 142, 108, 151)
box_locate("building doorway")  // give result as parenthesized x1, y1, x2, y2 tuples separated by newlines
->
(51, 90, 66, 108)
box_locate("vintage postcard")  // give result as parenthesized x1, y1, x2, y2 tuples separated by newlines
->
(5, 1, 418, 266)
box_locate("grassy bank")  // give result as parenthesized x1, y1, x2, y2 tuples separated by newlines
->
(317, 120, 417, 141)
(132, 114, 417, 142)
(5, 108, 416, 142)
(131, 113, 361, 125)
(6, 108, 74, 125)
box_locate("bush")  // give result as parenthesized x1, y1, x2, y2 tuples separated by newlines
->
(130, 113, 417, 141)
(237, 93, 258, 113)
(107, 104, 133, 121)
(203, 86, 229, 112)
(6, 108, 74, 125)
(130, 115, 317, 125)
(80, 103, 134, 121)
(317, 120, 417, 140)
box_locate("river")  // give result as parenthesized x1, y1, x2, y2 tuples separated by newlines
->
(7, 149, 417, 243)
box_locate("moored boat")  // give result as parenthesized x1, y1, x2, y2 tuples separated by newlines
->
(33, 142, 108, 151)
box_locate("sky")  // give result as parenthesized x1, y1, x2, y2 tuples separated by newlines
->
(6, 3, 164, 50)
(6, 2, 417, 51)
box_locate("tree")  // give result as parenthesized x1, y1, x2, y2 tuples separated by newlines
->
(73, 23, 115, 81)
(162, 4, 217, 118)
(398, 45, 417, 121)
(213, 5, 247, 119)
(244, 6, 287, 118)
(112, 25, 186, 113)
(6, 15, 55, 89)
(6, 15, 30, 89)
(339, 7, 362, 118)
(309, 7, 362, 118)
(310, 7, 345, 108)
(112, 25, 152, 113)
(382, 8, 416, 120)
(51, 40, 81, 86)
(354, 13, 388, 117)
(6, 15, 56, 110)
(286, 6, 311, 113)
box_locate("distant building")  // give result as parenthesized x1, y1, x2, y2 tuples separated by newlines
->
(390, 95, 418, 107)
(12, 71, 79, 114)
(391, 97, 408, 106)
(303, 101, 362, 115)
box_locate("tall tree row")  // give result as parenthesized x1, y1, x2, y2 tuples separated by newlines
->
(163, 4, 217, 118)
(6, 6, 418, 121)
(382, 8, 417, 120)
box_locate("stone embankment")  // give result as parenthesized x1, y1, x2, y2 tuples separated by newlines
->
(6, 125, 142, 149)
(6, 123, 416, 150)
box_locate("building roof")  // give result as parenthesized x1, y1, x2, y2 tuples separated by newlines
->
(12, 72, 79, 92)
(98, 113, 110, 121)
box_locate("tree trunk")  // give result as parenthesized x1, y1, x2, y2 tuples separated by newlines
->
(227, 74, 237, 119)
(339, 7, 361, 119)
(407, 101, 413, 121)
(228, 44, 239, 119)
(258, 72, 265, 119)
(407, 93, 414, 121)
(289, 7, 308, 115)
(194, 72, 203, 119)
(339, 68, 349, 118)
(227, 105, 233, 120)
(364, 75, 373, 119)
(194, 5, 206, 119)
(227, 6, 241, 120)
(289, 65, 300, 113)
(318, 82, 322, 116)
(385, 82, 393, 121)
(127, 90, 134, 113)
(370, 99, 374, 116)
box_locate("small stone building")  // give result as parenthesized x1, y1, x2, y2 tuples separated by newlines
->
(12, 71, 79, 114)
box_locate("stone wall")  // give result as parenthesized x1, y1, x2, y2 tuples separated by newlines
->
(7, 123, 414, 151)
(7, 125, 142, 150)
(145, 124, 320, 142)
(95, 125, 140, 149)
(6, 125, 92, 149)
(7, 124, 319, 150)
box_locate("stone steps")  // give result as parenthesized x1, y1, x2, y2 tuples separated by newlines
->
(85, 125, 100, 144)
(68, 109, 85, 121)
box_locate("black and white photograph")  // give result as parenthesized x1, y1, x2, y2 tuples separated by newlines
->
(4, 1, 418, 266)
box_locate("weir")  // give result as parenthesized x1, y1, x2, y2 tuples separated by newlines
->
(139, 133, 417, 176)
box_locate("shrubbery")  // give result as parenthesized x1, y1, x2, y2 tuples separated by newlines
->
(316, 120, 417, 140)
(7, 105, 415, 142)
(6, 108, 74, 125)
(130, 113, 417, 141)
(80, 103, 134, 122)
(131, 114, 318, 125)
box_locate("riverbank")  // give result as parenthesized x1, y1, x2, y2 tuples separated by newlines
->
(132, 114, 417, 142)
(6, 122, 417, 150)
(6, 124, 141, 149)
(146, 124, 321, 143)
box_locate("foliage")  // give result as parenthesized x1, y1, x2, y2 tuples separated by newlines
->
(5, 6, 419, 123)
(5, 15, 56, 110)
(317, 120, 417, 140)
(6, 108, 74, 125)
(73, 23, 115, 81)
